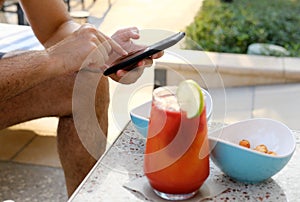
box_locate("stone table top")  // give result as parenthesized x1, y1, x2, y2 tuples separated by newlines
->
(69, 122, 300, 202)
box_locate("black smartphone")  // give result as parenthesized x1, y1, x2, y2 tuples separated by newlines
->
(103, 32, 185, 76)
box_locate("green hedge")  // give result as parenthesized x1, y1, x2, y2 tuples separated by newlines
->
(185, 0, 300, 57)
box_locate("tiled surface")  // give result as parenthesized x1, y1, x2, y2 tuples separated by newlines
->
(210, 83, 300, 131)
(9, 117, 58, 136)
(0, 129, 35, 160)
(209, 86, 253, 124)
(221, 86, 254, 123)
(13, 136, 61, 168)
(253, 83, 300, 130)
(217, 83, 300, 129)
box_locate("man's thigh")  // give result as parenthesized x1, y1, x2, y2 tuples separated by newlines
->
(0, 71, 109, 130)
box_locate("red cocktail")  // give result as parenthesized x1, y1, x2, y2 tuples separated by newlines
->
(144, 85, 209, 200)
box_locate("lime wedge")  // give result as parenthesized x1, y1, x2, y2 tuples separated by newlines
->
(176, 80, 204, 118)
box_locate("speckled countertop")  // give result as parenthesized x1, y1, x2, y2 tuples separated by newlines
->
(68, 122, 300, 202)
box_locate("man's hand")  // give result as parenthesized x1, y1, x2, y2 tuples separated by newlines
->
(107, 27, 164, 84)
(46, 24, 128, 75)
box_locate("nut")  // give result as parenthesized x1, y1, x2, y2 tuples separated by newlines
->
(254, 144, 268, 153)
(239, 139, 251, 148)
(267, 151, 277, 156)
(239, 139, 277, 156)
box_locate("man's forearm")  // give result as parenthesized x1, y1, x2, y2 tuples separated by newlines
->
(43, 21, 81, 48)
(20, 0, 79, 46)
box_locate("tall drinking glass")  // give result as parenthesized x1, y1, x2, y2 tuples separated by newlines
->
(144, 86, 209, 200)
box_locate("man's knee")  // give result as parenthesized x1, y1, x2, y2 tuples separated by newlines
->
(57, 73, 110, 117)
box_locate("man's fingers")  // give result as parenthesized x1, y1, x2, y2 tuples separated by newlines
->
(94, 29, 127, 56)
(97, 43, 109, 61)
(107, 38, 128, 56)
(115, 66, 145, 84)
(113, 27, 140, 40)
(95, 32, 112, 54)
(99, 33, 127, 56)
(151, 51, 164, 59)
(138, 58, 153, 67)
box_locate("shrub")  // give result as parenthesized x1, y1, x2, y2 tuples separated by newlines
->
(185, 0, 300, 57)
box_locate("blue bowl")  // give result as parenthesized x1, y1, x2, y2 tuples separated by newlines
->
(130, 88, 213, 138)
(130, 101, 152, 138)
(209, 118, 296, 184)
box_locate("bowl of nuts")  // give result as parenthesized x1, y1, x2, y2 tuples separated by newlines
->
(208, 118, 296, 184)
